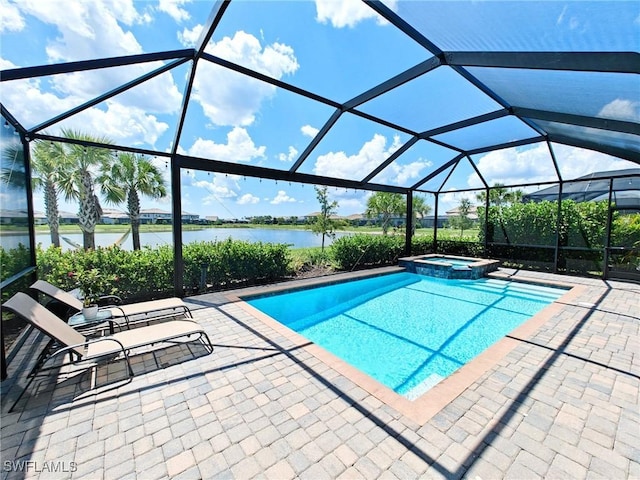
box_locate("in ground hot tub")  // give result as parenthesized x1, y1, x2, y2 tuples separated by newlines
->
(398, 254, 500, 279)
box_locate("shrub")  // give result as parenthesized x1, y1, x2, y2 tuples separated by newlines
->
(191, 239, 291, 287)
(612, 213, 640, 248)
(437, 240, 484, 257)
(331, 234, 404, 271)
(36, 239, 292, 301)
(332, 234, 489, 271)
(0, 244, 32, 283)
(478, 199, 619, 249)
(410, 236, 434, 255)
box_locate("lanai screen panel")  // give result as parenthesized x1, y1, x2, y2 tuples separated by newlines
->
(370, 139, 458, 188)
(534, 120, 640, 156)
(467, 69, 639, 124)
(357, 66, 503, 133)
(206, 0, 431, 102)
(0, 0, 637, 197)
(387, 1, 639, 52)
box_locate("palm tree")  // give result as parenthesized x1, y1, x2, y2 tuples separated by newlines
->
(0, 142, 27, 189)
(449, 197, 474, 237)
(366, 192, 404, 234)
(476, 183, 524, 207)
(411, 195, 432, 235)
(98, 153, 167, 250)
(57, 129, 114, 250)
(31, 140, 68, 248)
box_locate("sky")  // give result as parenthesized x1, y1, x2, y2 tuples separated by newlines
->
(1, 0, 638, 220)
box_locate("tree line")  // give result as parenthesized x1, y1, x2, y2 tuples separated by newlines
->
(31, 129, 166, 251)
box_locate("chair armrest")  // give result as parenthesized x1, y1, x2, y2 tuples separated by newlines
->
(44, 337, 127, 364)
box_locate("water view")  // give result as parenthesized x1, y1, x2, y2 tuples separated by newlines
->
(1, 227, 351, 252)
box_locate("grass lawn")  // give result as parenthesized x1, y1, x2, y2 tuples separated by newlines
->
(31, 223, 481, 242)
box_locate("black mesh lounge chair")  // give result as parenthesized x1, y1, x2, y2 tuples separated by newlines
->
(3, 292, 213, 412)
(30, 280, 193, 330)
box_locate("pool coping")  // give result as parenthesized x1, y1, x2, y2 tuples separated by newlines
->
(228, 267, 585, 425)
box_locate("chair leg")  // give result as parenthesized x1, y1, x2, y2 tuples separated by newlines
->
(26, 340, 55, 379)
(200, 331, 214, 353)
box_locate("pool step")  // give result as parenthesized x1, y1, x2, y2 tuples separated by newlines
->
(402, 373, 445, 400)
(467, 279, 564, 302)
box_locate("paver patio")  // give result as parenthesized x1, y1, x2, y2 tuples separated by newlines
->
(1, 268, 638, 479)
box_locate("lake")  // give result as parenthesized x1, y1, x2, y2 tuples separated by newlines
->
(1, 227, 352, 251)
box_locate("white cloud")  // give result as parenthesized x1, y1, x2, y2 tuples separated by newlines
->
(66, 102, 170, 147)
(193, 174, 240, 201)
(157, 0, 190, 23)
(598, 98, 640, 122)
(1, 0, 25, 32)
(187, 127, 266, 162)
(178, 24, 202, 47)
(337, 197, 366, 214)
(468, 144, 558, 188)
(439, 190, 474, 210)
(41, 65, 183, 116)
(0, 58, 79, 127)
(376, 159, 431, 186)
(301, 125, 319, 138)
(270, 190, 296, 205)
(0, 74, 169, 145)
(16, 0, 147, 62)
(328, 187, 368, 215)
(237, 193, 260, 205)
(194, 31, 299, 127)
(551, 144, 635, 180)
(313, 134, 403, 179)
(2, 0, 180, 145)
(278, 146, 298, 162)
(468, 143, 635, 189)
(315, 0, 398, 28)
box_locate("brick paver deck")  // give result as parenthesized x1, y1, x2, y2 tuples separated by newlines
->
(1, 268, 638, 479)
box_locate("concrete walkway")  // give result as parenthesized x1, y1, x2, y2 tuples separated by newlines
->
(1, 269, 638, 479)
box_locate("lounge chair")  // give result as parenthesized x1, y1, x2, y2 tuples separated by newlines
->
(2, 292, 213, 412)
(30, 280, 193, 330)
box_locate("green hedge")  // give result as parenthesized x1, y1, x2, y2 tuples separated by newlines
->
(331, 234, 405, 270)
(612, 213, 640, 247)
(0, 244, 32, 283)
(0, 244, 32, 304)
(478, 199, 632, 249)
(436, 239, 484, 257)
(183, 240, 291, 288)
(410, 236, 434, 255)
(331, 234, 487, 271)
(35, 239, 292, 301)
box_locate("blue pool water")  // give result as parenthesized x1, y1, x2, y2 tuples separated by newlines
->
(246, 272, 566, 399)
(425, 256, 475, 267)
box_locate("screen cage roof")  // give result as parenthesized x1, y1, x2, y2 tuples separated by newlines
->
(1, 0, 638, 196)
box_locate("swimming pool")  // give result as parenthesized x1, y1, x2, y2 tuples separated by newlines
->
(245, 272, 567, 399)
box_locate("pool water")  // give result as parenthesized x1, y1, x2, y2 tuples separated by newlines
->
(246, 272, 566, 399)
(425, 256, 475, 267)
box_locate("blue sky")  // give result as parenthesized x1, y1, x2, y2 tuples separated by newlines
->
(1, 0, 638, 220)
